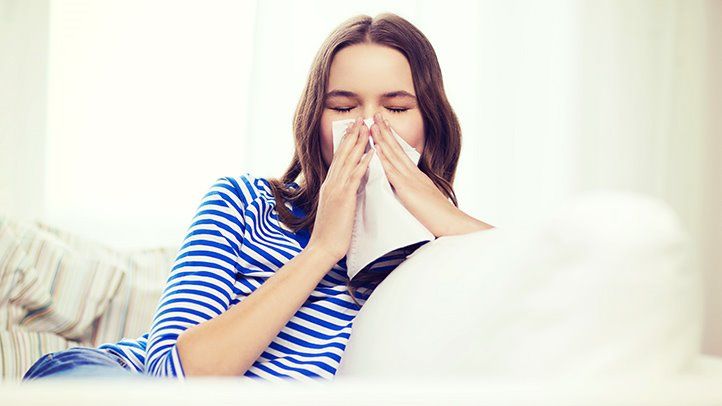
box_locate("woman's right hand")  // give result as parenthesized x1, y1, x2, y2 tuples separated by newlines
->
(307, 116, 374, 264)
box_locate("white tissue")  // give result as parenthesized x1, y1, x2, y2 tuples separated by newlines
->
(332, 117, 435, 280)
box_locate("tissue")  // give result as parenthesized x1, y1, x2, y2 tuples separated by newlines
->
(331, 117, 435, 280)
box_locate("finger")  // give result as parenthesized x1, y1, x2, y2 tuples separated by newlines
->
(341, 124, 370, 176)
(328, 118, 362, 179)
(376, 140, 405, 190)
(350, 148, 374, 186)
(338, 117, 370, 179)
(373, 113, 413, 172)
(370, 122, 406, 176)
(383, 120, 414, 169)
(337, 117, 363, 158)
(338, 121, 355, 147)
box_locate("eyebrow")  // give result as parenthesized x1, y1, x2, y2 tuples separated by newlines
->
(325, 89, 417, 101)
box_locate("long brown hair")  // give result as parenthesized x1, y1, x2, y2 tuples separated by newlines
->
(266, 12, 462, 306)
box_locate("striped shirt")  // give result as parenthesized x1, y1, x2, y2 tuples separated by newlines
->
(96, 172, 414, 380)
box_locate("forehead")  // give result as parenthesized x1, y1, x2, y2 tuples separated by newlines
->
(327, 43, 415, 96)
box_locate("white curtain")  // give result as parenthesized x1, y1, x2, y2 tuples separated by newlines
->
(0, 0, 720, 353)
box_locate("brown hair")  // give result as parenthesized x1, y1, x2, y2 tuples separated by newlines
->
(266, 12, 462, 307)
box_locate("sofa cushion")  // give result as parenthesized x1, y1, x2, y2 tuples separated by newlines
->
(90, 247, 177, 348)
(0, 215, 126, 343)
(0, 329, 76, 381)
(336, 190, 702, 380)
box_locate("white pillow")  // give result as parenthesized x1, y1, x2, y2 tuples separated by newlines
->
(335, 190, 702, 381)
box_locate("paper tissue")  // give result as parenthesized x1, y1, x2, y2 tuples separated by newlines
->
(332, 117, 435, 280)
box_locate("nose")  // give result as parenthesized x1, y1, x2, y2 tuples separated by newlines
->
(360, 109, 383, 129)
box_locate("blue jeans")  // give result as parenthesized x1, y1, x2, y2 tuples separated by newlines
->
(22, 346, 151, 381)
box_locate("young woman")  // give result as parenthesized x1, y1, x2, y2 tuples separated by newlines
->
(22, 12, 492, 382)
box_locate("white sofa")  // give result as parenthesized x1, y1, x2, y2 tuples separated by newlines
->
(2, 189, 722, 405)
(337, 189, 705, 381)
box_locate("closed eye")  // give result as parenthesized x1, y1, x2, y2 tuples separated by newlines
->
(332, 107, 408, 114)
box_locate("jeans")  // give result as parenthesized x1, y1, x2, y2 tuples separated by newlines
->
(22, 346, 150, 381)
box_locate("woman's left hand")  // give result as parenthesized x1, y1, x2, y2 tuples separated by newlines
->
(370, 112, 493, 238)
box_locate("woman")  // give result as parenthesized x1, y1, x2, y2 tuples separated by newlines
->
(22, 12, 492, 382)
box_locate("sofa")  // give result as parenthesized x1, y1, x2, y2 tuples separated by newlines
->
(2, 189, 722, 405)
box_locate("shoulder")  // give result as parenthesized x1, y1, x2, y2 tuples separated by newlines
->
(197, 173, 256, 218)
(216, 172, 260, 203)
(211, 172, 291, 205)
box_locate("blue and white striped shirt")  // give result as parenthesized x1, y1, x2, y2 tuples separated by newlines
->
(97, 172, 411, 380)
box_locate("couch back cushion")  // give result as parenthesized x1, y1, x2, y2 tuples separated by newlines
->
(0, 216, 127, 343)
(0, 215, 180, 381)
(336, 190, 703, 380)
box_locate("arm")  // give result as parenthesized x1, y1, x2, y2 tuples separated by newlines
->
(176, 244, 336, 377)
(144, 176, 337, 378)
(435, 204, 495, 238)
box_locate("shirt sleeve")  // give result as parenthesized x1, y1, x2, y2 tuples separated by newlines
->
(144, 176, 247, 379)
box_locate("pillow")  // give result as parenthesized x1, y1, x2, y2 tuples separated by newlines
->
(17, 215, 180, 345)
(0, 215, 126, 343)
(335, 190, 702, 380)
(0, 330, 76, 382)
(91, 246, 178, 347)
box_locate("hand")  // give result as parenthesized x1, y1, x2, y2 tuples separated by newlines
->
(369, 112, 463, 238)
(307, 116, 374, 262)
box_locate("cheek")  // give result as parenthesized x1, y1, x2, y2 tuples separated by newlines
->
(390, 117, 425, 152)
(320, 115, 333, 167)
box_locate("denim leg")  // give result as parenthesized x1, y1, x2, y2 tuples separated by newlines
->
(22, 347, 141, 381)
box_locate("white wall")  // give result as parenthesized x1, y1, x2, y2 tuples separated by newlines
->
(701, 0, 722, 358)
(40, 0, 258, 249)
(572, 0, 720, 356)
(0, 0, 48, 222)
